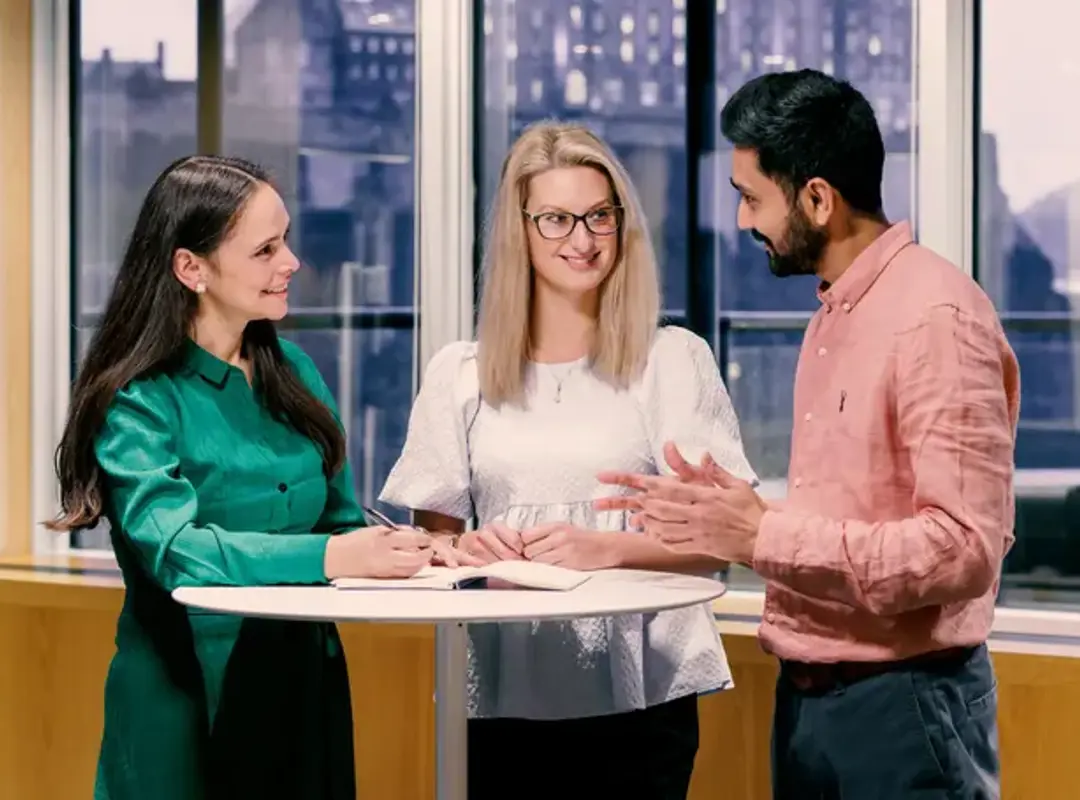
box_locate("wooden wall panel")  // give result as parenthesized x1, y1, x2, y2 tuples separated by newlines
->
(996, 652, 1080, 799)
(3, 594, 1079, 800)
(0, 604, 118, 798)
(0, 596, 437, 799)
(690, 636, 778, 800)
(0, 0, 34, 557)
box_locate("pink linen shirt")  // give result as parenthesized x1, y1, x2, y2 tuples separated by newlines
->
(752, 221, 1020, 664)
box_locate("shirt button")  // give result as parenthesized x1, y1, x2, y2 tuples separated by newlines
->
(817, 346, 827, 357)
(277, 483, 288, 493)
(842, 301, 852, 312)
(803, 412, 812, 421)
(793, 477, 802, 488)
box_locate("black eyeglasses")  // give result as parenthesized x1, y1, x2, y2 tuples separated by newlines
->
(522, 205, 623, 240)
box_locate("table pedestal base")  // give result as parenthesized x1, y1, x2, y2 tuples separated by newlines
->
(435, 622, 469, 799)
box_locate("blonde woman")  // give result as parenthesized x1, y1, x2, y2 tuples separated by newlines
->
(379, 121, 757, 799)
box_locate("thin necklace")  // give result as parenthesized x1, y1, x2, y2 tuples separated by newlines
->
(550, 363, 576, 403)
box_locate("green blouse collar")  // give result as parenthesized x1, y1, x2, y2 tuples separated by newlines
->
(181, 338, 235, 386)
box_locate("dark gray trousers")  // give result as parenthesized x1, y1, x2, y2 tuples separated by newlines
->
(771, 645, 1000, 799)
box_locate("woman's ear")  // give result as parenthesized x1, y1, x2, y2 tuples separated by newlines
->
(172, 248, 206, 294)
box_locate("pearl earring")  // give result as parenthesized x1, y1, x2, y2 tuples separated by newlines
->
(194, 281, 206, 294)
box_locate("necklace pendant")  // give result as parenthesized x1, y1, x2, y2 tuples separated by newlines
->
(554, 385, 562, 403)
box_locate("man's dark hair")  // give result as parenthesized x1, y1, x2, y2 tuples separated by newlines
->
(720, 69, 885, 215)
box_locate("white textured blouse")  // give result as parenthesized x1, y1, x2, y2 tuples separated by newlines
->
(379, 325, 759, 720)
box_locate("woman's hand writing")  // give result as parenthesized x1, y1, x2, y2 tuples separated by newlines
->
(323, 525, 433, 580)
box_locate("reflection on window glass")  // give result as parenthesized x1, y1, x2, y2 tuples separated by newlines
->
(479, 0, 916, 591)
(77, 0, 197, 328)
(715, 1, 914, 590)
(709, 0, 915, 486)
(73, 0, 418, 547)
(980, 2, 1080, 605)
(480, 0, 691, 330)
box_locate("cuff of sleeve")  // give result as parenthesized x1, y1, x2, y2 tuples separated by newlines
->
(751, 509, 798, 581)
(286, 533, 333, 584)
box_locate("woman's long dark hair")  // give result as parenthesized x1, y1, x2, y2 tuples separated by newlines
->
(48, 155, 346, 531)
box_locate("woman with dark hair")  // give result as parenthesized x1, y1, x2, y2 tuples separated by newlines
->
(49, 154, 438, 799)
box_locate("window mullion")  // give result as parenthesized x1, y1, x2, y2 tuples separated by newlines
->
(196, 0, 224, 155)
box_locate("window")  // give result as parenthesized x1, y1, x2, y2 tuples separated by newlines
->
(76, 0, 197, 358)
(479, 0, 691, 334)
(478, 1, 916, 590)
(709, 0, 916, 481)
(36, 1, 1076, 619)
(979, 1, 1080, 604)
(69, 0, 419, 547)
(707, 1, 916, 590)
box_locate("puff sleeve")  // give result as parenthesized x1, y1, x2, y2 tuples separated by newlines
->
(378, 341, 477, 520)
(639, 326, 759, 484)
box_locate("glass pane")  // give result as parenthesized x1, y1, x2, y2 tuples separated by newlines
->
(709, 2, 916, 589)
(478, 0, 689, 318)
(477, 2, 917, 590)
(481, 0, 920, 587)
(76, 0, 197, 337)
(979, 2, 1080, 606)
(74, 0, 198, 548)
(223, 0, 418, 524)
(281, 327, 416, 515)
(71, 1, 418, 548)
(710, 0, 917, 480)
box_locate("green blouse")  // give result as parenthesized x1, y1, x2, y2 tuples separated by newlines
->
(96, 337, 363, 588)
(92, 337, 362, 800)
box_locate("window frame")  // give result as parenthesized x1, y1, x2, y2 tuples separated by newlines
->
(30, 0, 72, 555)
(28, 0, 1080, 644)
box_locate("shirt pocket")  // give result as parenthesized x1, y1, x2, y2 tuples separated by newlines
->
(830, 383, 903, 497)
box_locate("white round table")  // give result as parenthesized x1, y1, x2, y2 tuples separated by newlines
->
(173, 568, 726, 800)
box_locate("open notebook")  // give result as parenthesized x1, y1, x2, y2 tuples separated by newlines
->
(332, 561, 591, 591)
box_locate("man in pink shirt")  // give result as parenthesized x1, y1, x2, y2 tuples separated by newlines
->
(598, 69, 1018, 799)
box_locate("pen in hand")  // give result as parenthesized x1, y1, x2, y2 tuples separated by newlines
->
(361, 504, 400, 529)
(362, 505, 432, 549)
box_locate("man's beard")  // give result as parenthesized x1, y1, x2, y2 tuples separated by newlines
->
(751, 205, 828, 278)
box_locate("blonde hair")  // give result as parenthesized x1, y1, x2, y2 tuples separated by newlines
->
(477, 120, 661, 407)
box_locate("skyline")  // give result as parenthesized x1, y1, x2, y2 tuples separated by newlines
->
(981, 0, 1080, 211)
(80, 0, 1075, 212)
(81, 0, 256, 78)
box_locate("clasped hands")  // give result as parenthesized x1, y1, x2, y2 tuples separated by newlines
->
(458, 522, 619, 571)
(591, 441, 769, 566)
